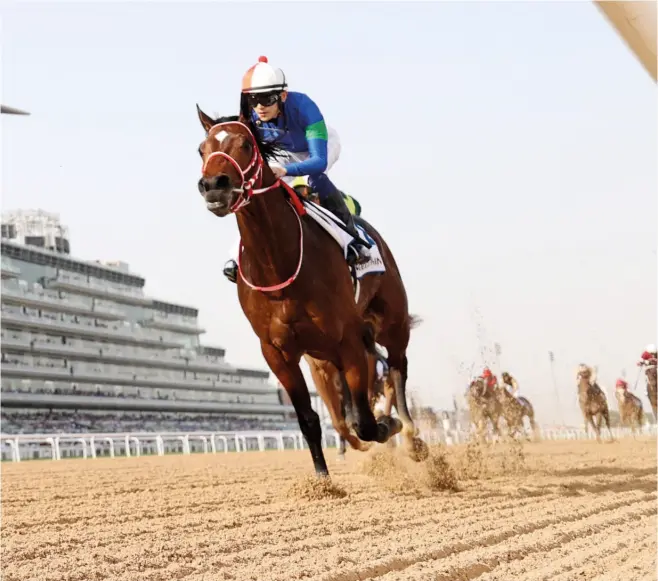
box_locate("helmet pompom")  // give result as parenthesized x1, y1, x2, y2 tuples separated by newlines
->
(258, 56, 268, 63)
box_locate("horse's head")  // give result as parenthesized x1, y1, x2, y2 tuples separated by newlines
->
(196, 106, 272, 217)
(469, 378, 485, 399)
(577, 364, 592, 385)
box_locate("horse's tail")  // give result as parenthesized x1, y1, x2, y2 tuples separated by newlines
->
(409, 314, 423, 330)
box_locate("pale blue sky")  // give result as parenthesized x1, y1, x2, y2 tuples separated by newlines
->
(3, 1, 656, 424)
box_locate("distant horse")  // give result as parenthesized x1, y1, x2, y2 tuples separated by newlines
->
(466, 378, 503, 443)
(494, 385, 539, 441)
(576, 366, 613, 442)
(195, 109, 427, 476)
(615, 389, 644, 434)
(645, 365, 657, 419)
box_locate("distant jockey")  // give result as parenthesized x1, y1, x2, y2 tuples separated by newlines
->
(223, 56, 370, 284)
(615, 378, 629, 395)
(291, 176, 362, 217)
(637, 344, 657, 368)
(501, 371, 520, 398)
(374, 343, 389, 383)
(481, 367, 498, 395)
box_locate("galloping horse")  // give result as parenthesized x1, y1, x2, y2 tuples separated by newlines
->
(576, 366, 612, 442)
(494, 386, 539, 441)
(195, 109, 427, 475)
(466, 378, 503, 443)
(645, 366, 657, 419)
(615, 389, 644, 434)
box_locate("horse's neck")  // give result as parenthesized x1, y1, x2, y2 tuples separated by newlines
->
(578, 380, 591, 395)
(236, 189, 300, 285)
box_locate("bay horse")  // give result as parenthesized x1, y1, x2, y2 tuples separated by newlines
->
(466, 378, 503, 443)
(195, 108, 427, 476)
(576, 366, 612, 442)
(494, 386, 539, 441)
(615, 389, 644, 434)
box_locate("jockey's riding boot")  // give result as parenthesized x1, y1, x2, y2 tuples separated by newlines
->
(314, 178, 372, 263)
(223, 259, 237, 284)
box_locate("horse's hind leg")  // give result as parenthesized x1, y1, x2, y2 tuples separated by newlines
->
(262, 343, 329, 476)
(603, 409, 614, 442)
(340, 333, 400, 444)
(390, 355, 429, 461)
(528, 411, 540, 442)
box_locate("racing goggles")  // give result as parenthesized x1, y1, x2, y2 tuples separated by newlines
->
(247, 91, 282, 108)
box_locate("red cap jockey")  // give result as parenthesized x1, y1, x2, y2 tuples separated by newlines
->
(615, 378, 628, 390)
(481, 367, 497, 391)
(638, 344, 657, 366)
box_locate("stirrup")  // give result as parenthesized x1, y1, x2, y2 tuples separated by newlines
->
(223, 260, 237, 284)
(347, 244, 370, 265)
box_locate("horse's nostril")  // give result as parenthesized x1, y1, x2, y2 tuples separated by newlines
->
(216, 174, 230, 188)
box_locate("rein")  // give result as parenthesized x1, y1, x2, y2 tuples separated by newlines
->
(201, 120, 304, 293)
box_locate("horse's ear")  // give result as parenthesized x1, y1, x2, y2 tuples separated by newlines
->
(196, 104, 214, 134)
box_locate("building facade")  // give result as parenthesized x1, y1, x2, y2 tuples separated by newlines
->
(1, 210, 297, 434)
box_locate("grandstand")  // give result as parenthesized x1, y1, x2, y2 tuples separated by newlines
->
(0, 209, 309, 437)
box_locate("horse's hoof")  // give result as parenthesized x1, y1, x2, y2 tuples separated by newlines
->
(336, 453, 346, 463)
(408, 437, 430, 462)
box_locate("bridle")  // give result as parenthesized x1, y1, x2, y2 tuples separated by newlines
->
(200, 120, 304, 292)
(201, 120, 280, 213)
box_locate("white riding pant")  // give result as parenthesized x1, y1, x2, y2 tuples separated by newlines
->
(227, 127, 341, 262)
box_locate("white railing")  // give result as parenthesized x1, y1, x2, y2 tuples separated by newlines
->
(0, 430, 324, 462)
(1, 424, 655, 462)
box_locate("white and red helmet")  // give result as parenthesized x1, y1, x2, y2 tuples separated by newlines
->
(241, 56, 287, 94)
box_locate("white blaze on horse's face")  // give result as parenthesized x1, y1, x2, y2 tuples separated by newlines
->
(215, 130, 229, 145)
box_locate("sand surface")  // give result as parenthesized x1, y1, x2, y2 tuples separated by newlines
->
(2, 438, 656, 581)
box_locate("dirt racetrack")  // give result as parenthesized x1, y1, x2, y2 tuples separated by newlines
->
(2, 438, 656, 581)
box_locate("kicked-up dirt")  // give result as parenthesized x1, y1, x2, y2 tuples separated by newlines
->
(1, 438, 656, 581)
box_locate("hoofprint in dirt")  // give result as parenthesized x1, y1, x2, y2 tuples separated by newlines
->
(1, 439, 655, 581)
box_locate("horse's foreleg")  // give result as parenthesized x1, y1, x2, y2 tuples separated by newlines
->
(262, 343, 329, 476)
(304, 356, 370, 457)
(591, 414, 602, 442)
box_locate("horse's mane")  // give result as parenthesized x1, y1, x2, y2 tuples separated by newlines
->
(210, 102, 284, 163)
(409, 314, 424, 330)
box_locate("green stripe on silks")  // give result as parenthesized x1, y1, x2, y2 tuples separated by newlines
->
(342, 193, 361, 217)
(306, 120, 329, 141)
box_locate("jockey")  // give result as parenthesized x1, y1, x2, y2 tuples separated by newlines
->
(615, 378, 629, 395)
(481, 367, 498, 394)
(374, 343, 389, 383)
(222, 56, 370, 284)
(637, 344, 657, 368)
(501, 371, 520, 398)
(291, 176, 362, 217)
